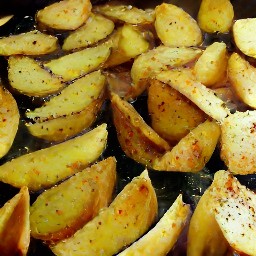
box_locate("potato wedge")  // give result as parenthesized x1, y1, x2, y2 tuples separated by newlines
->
(51, 170, 157, 256)
(8, 56, 64, 97)
(62, 14, 114, 51)
(30, 157, 116, 243)
(0, 86, 19, 159)
(131, 46, 202, 98)
(220, 110, 256, 175)
(118, 194, 190, 256)
(93, 4, 155, 24)
(0, 30, 58, 56)
(194, 42, 228, 87)
(44, 43, 111, 81)
(155, 3, 202, 47)
(197, 0, 234, 33)
(155, 69, 230, 122)
(228, 52, 256, 108)
(152, 120, 221, 172)
(0, 187, 30, 256)
(36, 0, 92, 30)
(233, 18, 256, 58)
(111, 93, 170, 167)
(0, 123, 107, 191)
(148, 79, 206, 145)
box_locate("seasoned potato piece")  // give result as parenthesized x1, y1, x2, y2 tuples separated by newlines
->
(36, 0, 92, 30)
(194, 42, 228, 87)
(93, 4, 155, 24)
(0, 187, 30, 256)
(0, 86, 19, 159)
(51, 170, 157, 256)
(118, 194, 190, 256)
(8, 56, 64, 97)
(155, 69, 230, 122)
(0, 30, 58, 56)
(220, 110, 256, 174)
(228, 52, 256, 108)
(44, 43, 111, 81)
(131, 46, 202, 98)
(153, 120, 221, 172)
(111, 93, 170, 167)
(62, 14, 114, 51)
(148, 79, 206, 145)
(233, 18, 256, 58)
(155, 3, 202, 47)
(0, 124, 107, 191)
(30, 157, 116, 243)
(197, 0, 234, 33)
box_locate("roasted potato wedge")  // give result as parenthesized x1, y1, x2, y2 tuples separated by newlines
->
(44, 43, 111, 81)
(131, 46, 202, 98)
(8, 56, 64, 97)
(30, 157, 116, 243)
(93, 4, 155, 24)
(0, 86, 19, 159)
(118, 194, 190, 256)
(155, 3, 202, 47)
(0, 30, 58, 56)
(51, 170, 157, 256)
(62, 13, 114, 51)
(0, 187, 30, 256)
(153, 120, 221, 172)
(36, 0, 92, 30)
(194, 42, 228, 87)
(197, 0, 234, 33)
(111, 93, 170, 167)
(0, 124, 107, 191)
(155, 69, 230, 122)
(148, 79, 206, 145)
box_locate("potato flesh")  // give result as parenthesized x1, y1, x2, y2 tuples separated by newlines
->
(0, 30, 58, 55)
(8, 56, 64, 97)
(153, 120, 221, 172)
(30, 157, 116, 243)
(44, 43, 111, 81)
(0, 124, 107, 191)
(118, 194, 190, 256)
(197, 0, 234, 33)
(36, 0, 92, 30)
(51, 171, 157, 256)
(155, 3, 202, 47)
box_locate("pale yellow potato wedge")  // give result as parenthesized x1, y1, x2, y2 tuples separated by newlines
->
(131, 46, 202, 98)
(148, 79, 206, 145)
(93, 4, 155, 24)
(8, 56, 64, 97)
(233, 18, 256, 58)
(228, 52, 256, 108)
(118, 194, 190, 256)
(0, 30, 58, 56)
(197, 0, 234, 33)
(0, 86, 19, 158)
(51, 170, 157, 256)
(220, 110, 256, 174)
(0, 124, 107, 191)
(62, 14, 114, 51)
(111, 93, 170, 167)
(36, 0, 92, 30)
(44, 43, 111, 81)
(153, 120, 221, 172)
(194, 42, 228, 87)
(0, 187, 30, 256)
(0, 15, 13, 27)
(155, 69, 230, 122)
(30, 157, 116, 243)
(155, 3, 202, 47)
